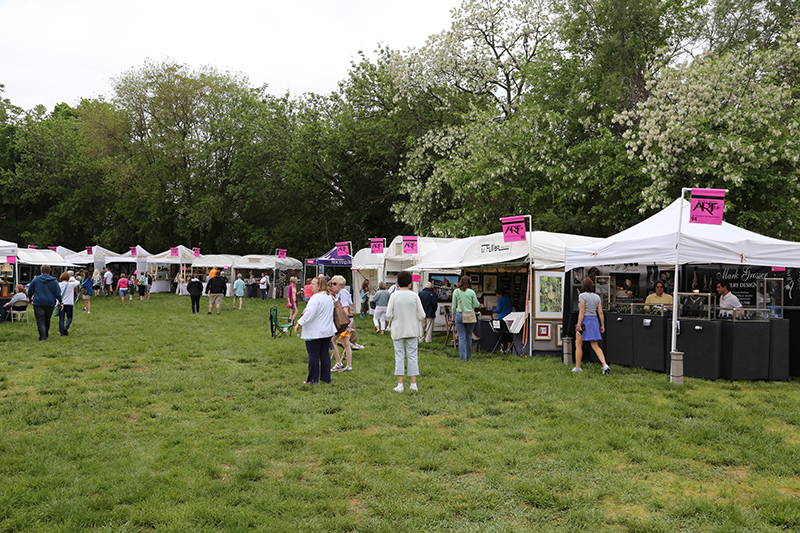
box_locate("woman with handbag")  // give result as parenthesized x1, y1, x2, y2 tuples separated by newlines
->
(453, 275, 480, 361)
(295, 276, 336, 384)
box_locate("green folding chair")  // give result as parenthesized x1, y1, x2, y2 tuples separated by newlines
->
(270, 306, 292, 338)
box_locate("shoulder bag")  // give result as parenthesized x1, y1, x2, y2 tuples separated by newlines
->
(333, 298, 350, 333)
(455, 290, 477, 323)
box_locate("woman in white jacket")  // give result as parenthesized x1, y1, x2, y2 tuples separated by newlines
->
(295, 276, 336, 384)
(386, 270, 426, 392)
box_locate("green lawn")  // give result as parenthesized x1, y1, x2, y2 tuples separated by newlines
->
(1, 294, 799, 532)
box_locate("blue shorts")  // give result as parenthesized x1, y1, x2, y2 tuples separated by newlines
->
(579, 315, 602, 341)
(119, 289, 128, 297)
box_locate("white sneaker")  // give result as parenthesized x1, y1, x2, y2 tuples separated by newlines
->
(602, 365, 610, 375)
(344, 366, 352, 371)
(332, 362, 344, 372)
(409, 383, 418, 391)
(351, 343, 365, 350)
(393, 384, 404, 392)
(571, 367, 583, 372)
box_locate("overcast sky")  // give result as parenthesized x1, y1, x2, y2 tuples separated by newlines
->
(0, 0, 458, 112)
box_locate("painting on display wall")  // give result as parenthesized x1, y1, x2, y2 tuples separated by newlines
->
(534, 270, 564, 319)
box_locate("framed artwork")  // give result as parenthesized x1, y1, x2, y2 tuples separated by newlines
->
(514, 275, 522, 284)
(535, 322, 552, 341)
(571, 267, 584, 287)
(534, 270, 565, 319)
(483, 275, 497, 294)
(469, 274, 480, 284)
(556, 323, 563, 346)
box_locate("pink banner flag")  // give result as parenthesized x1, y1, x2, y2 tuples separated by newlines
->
(277, 249, 287, 259)
(48, 246, 57, 251)
(7, 256, 16, 264)
(501, 216, 527, 242)
(412, 274, 421, 283)
(772, 267, 786, 272)
(130, 247, 137, 256)
(193, 247, 200, 257)
(690, 188, 726, 225)
(170, 247, 179, 257)
(28, 245, 37, 249)
(370, 238, 384, 254)
(402, 236, 418, 254)
(87, 246, 93, 255)
(336, 241, 350, 256)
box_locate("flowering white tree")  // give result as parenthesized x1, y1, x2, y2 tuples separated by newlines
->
(617, 23, 800, 237)
(389, 0, 555, 118)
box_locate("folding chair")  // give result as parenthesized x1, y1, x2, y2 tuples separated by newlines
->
(10, 303, 29, 323)
(489, 319, 503, 354)
(270, 306, 292, 338)
(443, 305, 457, 348)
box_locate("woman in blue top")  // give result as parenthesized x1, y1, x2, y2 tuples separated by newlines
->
(453, 275, 480, 361)
(491, 287, 513, 353)
(574, 277, 610, 374)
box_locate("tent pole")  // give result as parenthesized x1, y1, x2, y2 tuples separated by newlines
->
(671, 188, 690, 354)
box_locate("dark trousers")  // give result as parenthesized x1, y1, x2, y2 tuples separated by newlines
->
(190, 295, 201, 314)
(33, 305, 54, 341)
(59, 304, 74, 336)
(305, 337, 332, 384)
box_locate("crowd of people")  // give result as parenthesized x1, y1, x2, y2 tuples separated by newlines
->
(17, 265, 547, 390)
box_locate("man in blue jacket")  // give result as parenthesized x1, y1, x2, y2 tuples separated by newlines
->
(418, 282, 438, 343)
(27, 264, 64, 341)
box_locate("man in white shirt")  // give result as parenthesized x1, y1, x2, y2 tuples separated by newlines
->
(103, 268, 113, 296)
(716, 280, 742, 317)
(259, 273, 270, 300)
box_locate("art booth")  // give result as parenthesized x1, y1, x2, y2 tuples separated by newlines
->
(411, 231, 602, 356)
(565, 198, 800, 380)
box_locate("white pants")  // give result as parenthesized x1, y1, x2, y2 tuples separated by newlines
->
(393, 337, 419, 376)
(373, 306, 388, 331)
(419, 317, 435, 343)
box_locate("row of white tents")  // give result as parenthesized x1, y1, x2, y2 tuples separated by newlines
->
(0, 243, 302, 296)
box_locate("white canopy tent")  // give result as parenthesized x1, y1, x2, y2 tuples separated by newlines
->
(565, 198, 800, 270)
(232, 255, 303, 298)
(351, 247, 386, 293)
(117, 245, 153, 277)
(0, 238, 16, 260)
(383, 236, 459, 280)
(0, 238, 18, 296)
(408, 230, 604, 356)
(410, 231, 603, 272)
(63, 246, 123, 273)
(17, 248, 76, 268)
(192, 254, 241, 270)
(148, 246, 201, 293)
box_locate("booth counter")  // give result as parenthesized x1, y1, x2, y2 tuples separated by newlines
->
(600, 305, 789, 381)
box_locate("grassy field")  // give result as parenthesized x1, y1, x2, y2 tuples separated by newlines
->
(1, 293, 799, 532)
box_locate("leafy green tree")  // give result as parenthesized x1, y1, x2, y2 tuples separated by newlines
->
(2, 103, 108, 247)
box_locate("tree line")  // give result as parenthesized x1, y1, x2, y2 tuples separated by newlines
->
(1, 0, 799, 260)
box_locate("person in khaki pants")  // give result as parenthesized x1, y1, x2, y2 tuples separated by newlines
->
(205, 271, 228, 315)
(418, 282, 437, 343)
